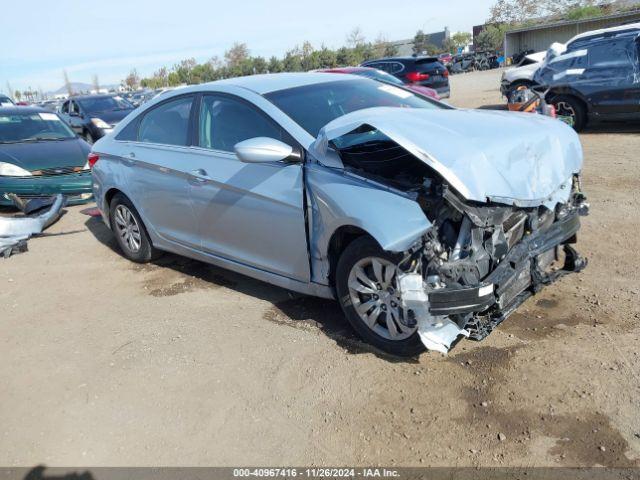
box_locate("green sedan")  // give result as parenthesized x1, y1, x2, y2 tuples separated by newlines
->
(0, 107, 93, 207)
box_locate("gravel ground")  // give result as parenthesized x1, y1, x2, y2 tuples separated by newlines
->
(1, 68, 639, 467)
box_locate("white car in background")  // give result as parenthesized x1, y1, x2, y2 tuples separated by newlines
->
(500, 51, 546, 100)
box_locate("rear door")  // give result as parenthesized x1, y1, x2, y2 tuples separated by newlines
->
(186, 93, 310, 281)
(584, 35, 640, 116)
(123, 94, 201, 248)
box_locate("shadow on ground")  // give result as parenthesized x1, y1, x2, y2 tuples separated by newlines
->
(84, 216, 419, 363)
(24, 466, 94, 480)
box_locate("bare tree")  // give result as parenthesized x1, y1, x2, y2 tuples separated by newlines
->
(224, 42, 250, 69)
(154, 66, 169, 87)
(208, 56, 223, 70)
(346, 27, 366, 48)
(372, 33, 390, 58)
(124, 69, 140, 90)
(488, 0, 601, 23)
(92, 74, 100, 93)
(63, 70, 74, 96)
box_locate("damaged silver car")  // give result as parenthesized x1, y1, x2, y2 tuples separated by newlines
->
(91, 73, 589, 356)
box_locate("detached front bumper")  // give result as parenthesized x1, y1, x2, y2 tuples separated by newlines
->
(0, 171, 93, 206)
(424, 209, 587, 339)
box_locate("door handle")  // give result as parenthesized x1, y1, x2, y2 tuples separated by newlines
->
(122, 152, 136, 166)
(190, 168, 211, 182)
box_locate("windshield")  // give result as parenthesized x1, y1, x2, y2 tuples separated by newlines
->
(354, 69, 404, 86)
(265, 79, 444, 136)
(78, 95, 133, 113)
(0, 112, 76, 143)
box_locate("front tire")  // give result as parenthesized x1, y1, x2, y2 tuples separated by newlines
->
(551, 95, 587, 131)
(109, 193, 160, 263)
(335, 236, 425, 357)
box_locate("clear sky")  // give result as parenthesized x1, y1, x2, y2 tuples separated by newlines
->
(1, 0, 494, 93)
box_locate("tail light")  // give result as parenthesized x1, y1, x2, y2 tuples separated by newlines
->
(406, 71, 430, 82)
(87, 153, 100, 169)
(443, 69, 449, 78)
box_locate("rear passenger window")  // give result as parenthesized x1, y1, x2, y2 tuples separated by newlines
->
(589, 39, 635, 69)
(138, 96, 193, 146)
(199, 95, 285, 152)
(366, 62, 384, 71)
(389, 62, 404, 74)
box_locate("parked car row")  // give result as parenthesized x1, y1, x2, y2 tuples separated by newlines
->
(360, 56, 451, 98)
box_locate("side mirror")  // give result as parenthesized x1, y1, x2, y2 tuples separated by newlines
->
(234, 137, 295, 163)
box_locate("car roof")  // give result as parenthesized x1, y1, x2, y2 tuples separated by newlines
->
(363, 56, 436, 63)
(206, 72, 358, 94)
(0, 106, 50, 115)
(72, 94, 116, 100)
(318, 67, 375, 73)
(567, 21, 640, 45)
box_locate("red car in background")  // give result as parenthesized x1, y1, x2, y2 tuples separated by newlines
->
(438, 53, 453, 67)
(318, 67, 440, 100)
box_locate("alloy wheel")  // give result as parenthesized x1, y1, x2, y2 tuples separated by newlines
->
(114, 204, 142, 253)
(555, 101, 576, 123)
(347, 257, 417, 341)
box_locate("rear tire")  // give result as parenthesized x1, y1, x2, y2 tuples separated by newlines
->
(551, 95, 587, 132)
(109, 193, 160, 263)
(335, 236, 425, 357)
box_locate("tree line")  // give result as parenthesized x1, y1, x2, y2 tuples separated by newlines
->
(130, 28, 472, 90)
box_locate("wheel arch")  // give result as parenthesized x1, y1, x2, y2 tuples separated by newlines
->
(546, 88, 590, 113)
(326, 225, 376, 289)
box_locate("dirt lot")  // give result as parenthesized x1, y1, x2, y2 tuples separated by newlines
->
(1, 68, 639, 467)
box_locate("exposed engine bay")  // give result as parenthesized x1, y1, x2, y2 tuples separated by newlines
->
(333, 130, 590, 352)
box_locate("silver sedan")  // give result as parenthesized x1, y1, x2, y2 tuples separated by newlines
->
(90, 72, 588, 356)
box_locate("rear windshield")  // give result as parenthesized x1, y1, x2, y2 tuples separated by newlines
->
(413, 58, 444, 72)
(0, 112, 76, 143)
(265, 78, 445, 137)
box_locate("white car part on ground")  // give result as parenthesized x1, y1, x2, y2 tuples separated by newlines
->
(0, 194, 65, 258)
(397, 272, 470, 354)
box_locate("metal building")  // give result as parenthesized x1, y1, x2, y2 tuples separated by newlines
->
(504, 9, 640, 57)
(391, 27, 451, 56)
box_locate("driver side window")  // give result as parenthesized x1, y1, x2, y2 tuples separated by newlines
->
(199, 95, 285, 152)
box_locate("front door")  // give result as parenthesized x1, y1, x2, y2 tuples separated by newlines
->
(187, 94, 310, 282)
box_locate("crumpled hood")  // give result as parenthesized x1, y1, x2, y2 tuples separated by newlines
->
(310, 107, 583, 208)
